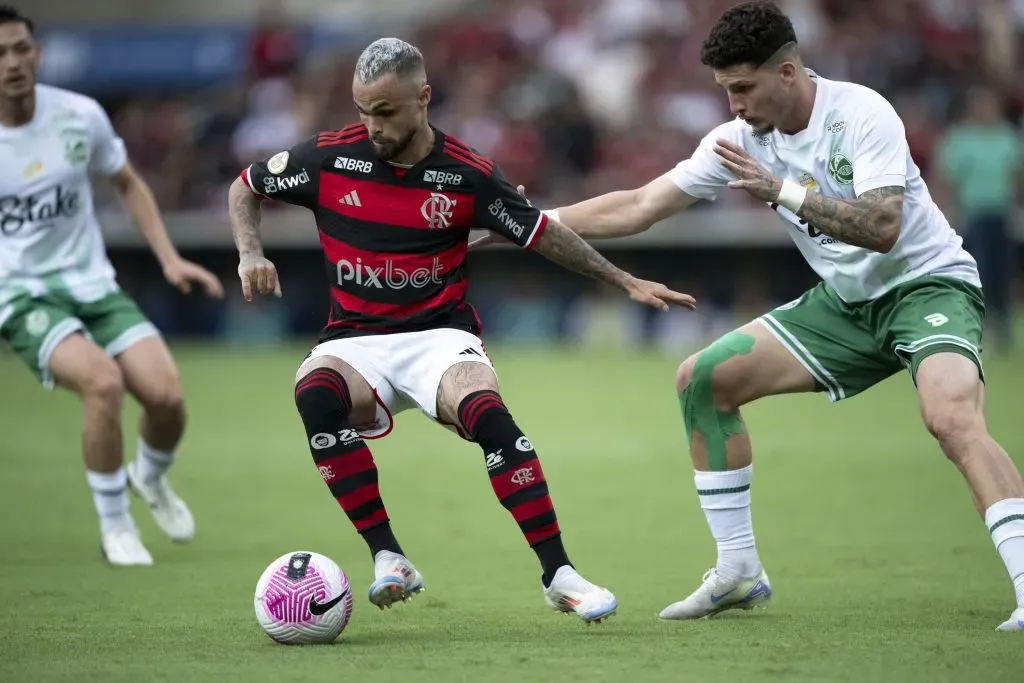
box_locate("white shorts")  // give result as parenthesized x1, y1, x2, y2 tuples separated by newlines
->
(298, 328, 494, 440)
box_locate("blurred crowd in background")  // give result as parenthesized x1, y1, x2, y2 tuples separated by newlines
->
(31, 0, 1024, 349)
(84, 0, 1023, 212)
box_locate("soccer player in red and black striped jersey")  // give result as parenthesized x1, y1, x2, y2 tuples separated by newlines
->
(228, 38, 696, 624)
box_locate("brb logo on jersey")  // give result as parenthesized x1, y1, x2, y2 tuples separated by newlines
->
(336, 257, 445, 290)
(420, 193, 457, 229)
(0, 186, 81, 236)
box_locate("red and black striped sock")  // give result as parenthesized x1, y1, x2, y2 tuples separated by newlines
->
(458, 389, 571, 586)
(295, 367, 402, 558)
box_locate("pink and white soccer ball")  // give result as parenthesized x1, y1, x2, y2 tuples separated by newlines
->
(254, 551, 354, 644)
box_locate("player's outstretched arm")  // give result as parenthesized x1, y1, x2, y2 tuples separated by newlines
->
(228, 176, 281, 301)
(532, 218, 697, 311)
(109, 162, 224, 297)
(552, 175, 699, 238)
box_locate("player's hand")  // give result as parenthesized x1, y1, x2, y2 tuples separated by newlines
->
(714, 139, 782, 204)
(237, 252, 282, 301)
(163, 258, 225, 298)
(624, 277, 697, 311)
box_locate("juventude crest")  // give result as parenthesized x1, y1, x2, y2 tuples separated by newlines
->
(60, 129, 89, 165)
(828, 152, 853, 185)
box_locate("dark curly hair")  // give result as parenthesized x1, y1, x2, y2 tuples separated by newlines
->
(701, 1, 796, 70)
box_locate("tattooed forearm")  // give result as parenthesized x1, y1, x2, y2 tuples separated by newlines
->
(795, 186, 904, 252)
(228, 178, 265, 255)
(532, 219, 632, 289)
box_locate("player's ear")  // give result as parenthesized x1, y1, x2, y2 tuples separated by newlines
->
(419, 83, 431, 109)
(777, 59, 797, 85)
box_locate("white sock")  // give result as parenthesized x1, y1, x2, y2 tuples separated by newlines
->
(985, 498, 1024, 607)
(86, 468, 132, 534)
(695, 464, 761, 579)
(135, 438, 175, 484)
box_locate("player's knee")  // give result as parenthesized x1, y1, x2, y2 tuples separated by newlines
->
(921, 399, 982, 454)
(675, 355, 699, 396)
(144, 374, 185, 423)
(82, 360, 125, 412)
(294, 367, 353, 425)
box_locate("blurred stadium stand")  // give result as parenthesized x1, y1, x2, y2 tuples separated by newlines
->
(22, 0, 1024, 348)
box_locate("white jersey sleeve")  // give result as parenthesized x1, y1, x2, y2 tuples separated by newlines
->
(665, 121, 745, 201)
(85, 99, 127, 176)
(850, 95, 907, 196)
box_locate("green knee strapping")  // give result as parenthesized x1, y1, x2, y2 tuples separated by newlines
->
(679, 331, 754, 471)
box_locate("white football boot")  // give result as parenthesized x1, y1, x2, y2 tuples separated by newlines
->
(659, 567, 772, 620)
(368, 550, 425, 609)
(127, 460, 195, 543)
(995, 607, 1024, 632)
(543, 565, 618, 624)
(101, 525, 154, 566)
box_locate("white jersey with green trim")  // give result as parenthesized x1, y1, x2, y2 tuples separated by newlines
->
(667, 71, 980, 303)
(0, 84, 127, 320)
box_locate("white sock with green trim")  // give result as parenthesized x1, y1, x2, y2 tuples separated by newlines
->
(86, 468, 132, 534)
(695, 464, 762, 580)
(985, 498, 1024, 607)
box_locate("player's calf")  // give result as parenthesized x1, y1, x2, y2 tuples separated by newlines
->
(293, 363, 404, 561)
(915, 352, 1024, 628)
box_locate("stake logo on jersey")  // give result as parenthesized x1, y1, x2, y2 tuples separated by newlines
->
(0, 185, 81, 236)
(240, 123, 548, 341)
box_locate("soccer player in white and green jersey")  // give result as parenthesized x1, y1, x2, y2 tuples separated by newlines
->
(0, 8, 224, 565)
(474, 0, 1024, 631)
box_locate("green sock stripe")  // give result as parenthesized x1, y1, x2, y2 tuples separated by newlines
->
(696, 484, 751, 496)
(989, 514, 1024, 534)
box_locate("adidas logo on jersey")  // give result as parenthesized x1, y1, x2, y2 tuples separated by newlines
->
(339, 190, 362, 207)
(334, 156, 373, 173)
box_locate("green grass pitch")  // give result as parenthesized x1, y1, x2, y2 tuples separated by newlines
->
(1, 343, 1022, 682)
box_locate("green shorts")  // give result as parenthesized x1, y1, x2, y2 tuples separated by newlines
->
(757, 276, 985, 401)
(0, 289, 159, 389)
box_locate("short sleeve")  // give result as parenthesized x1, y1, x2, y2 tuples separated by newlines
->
(665, 121, 742, 201)
(472, 165, 547, 249)
(241, 136, 321, 209)
(85, 99, 127, 177)
(851, 98, 908, 196)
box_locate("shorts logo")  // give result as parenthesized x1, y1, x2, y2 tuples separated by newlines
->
(828, 152, 853, 185)
(515, 436, 533, 452)
(267, 151, 289, 174)
(25, 310, 49, 337)
(924, 313, 949, 327)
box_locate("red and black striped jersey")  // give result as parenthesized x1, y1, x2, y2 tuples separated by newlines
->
(240, 123, 548, 342)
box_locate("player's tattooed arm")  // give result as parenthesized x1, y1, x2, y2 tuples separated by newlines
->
(228, 177, 282, 300)
(533, 219, 697, 310)
(714, 139, 904, 252)
(795, 186, 904, 253)
(228, 177, 264, 255)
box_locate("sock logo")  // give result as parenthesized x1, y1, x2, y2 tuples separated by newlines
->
(318, 465, 334, 481)
(310, 429, 361, 450)
(485, 449, 504, 471)
(510, 467, 535, 486)
(310, 432, 336, 450)
(515, 436, 533, 452)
